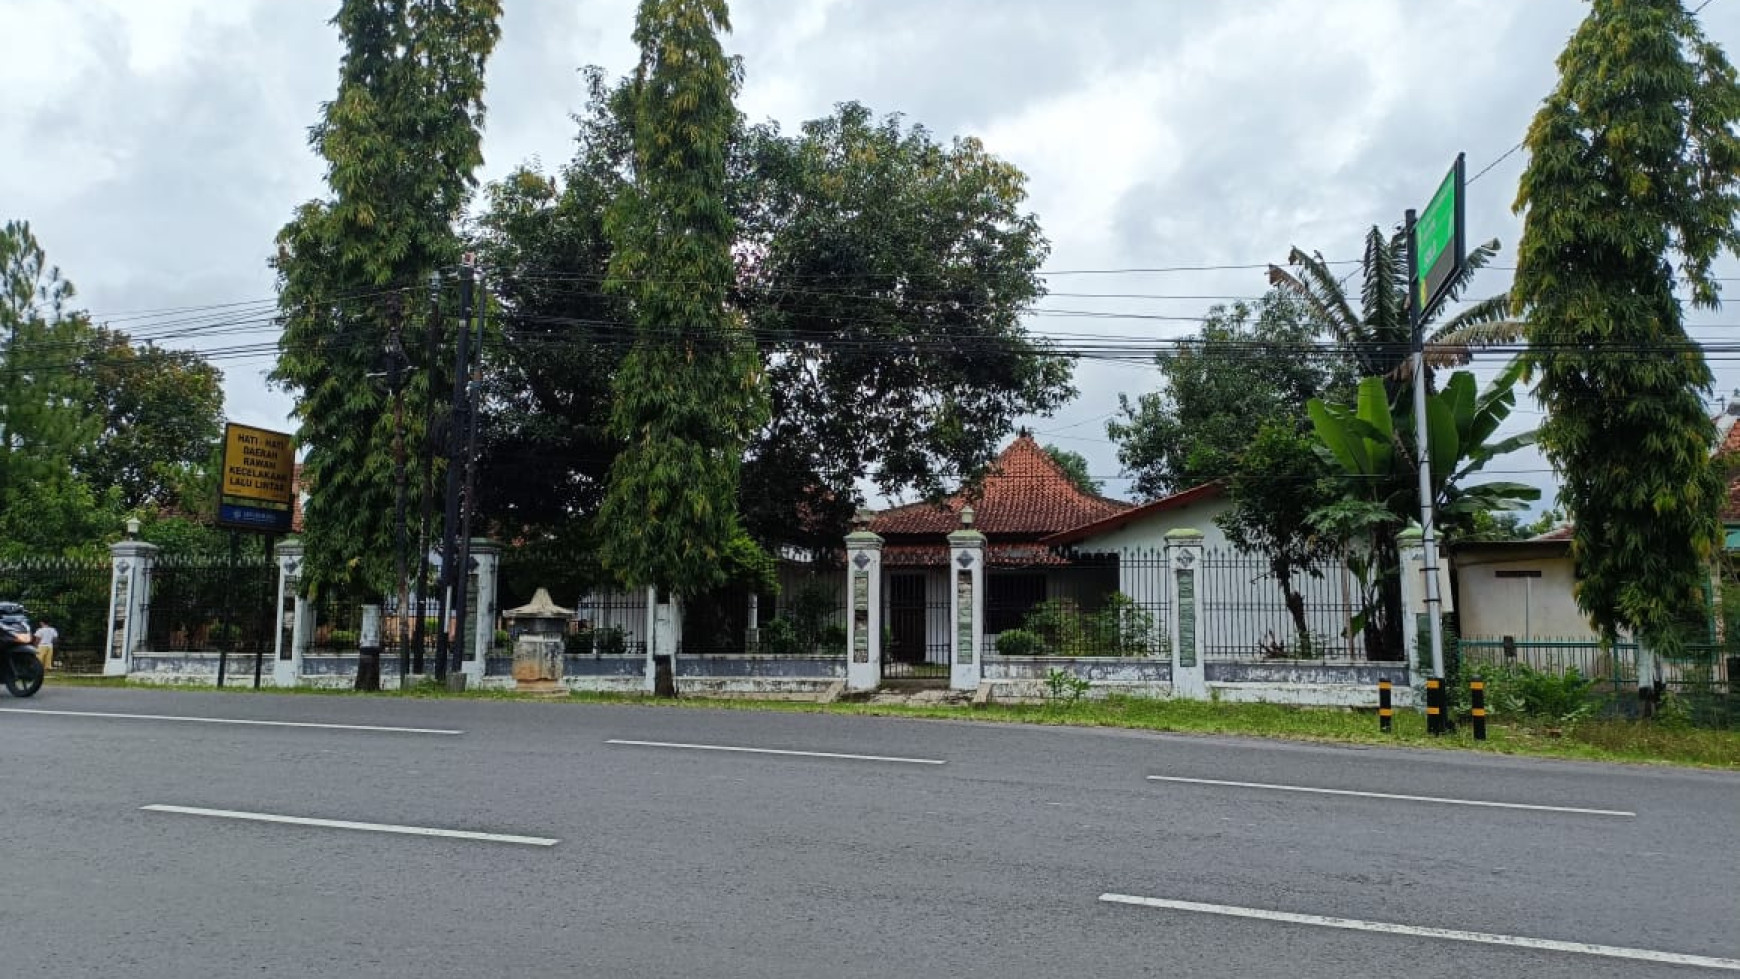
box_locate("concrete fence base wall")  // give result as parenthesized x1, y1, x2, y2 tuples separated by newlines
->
(121, 649, 1416, 706)
(982, 655, 1175, 703)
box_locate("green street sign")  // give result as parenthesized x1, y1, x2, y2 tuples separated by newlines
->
(1413, 152, 1466, 318)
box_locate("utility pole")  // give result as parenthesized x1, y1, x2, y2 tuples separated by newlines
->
(411, 270, 441, 675)
(389, 293, 410, 687)
(434, 260, 475, 685)
(449, 270, 488, 680)
(1405, 207, 1448, 685)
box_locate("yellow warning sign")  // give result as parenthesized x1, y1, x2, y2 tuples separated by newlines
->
(220, 423, 295, 507)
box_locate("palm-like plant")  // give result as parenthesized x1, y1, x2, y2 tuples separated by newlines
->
(1268, 226, 1522, 385)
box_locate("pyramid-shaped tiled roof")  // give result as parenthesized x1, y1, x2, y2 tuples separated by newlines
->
(870, 434, 1130, 538)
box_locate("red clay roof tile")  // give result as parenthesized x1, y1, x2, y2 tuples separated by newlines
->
(869, 434, 1129, 538)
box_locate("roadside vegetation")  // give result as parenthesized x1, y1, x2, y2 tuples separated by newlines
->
(47, 674, 1740, 770)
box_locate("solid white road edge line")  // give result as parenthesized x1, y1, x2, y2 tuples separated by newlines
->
(0, 708, 462, 736)
(1146, 775, 1634, 817)
(141, 806, 558, 846)
(1098, 894, 1740, 972)
(605, 738, 946, 765)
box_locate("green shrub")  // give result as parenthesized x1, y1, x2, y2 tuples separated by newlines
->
(1464, 661, 1597, 723)
(759, 616, 800, 657)
(1514, 665, 1596, 722)
(564, 631, 593, 657)
(594, 626, 628, 657)
(327, 629, 359, 648)
(818, 623, 848, 656)
(996, 629, 1046, 657)
(493, 629, 511, 648)
(1043, 667, 1091, 706)
(1019, 594, 1159, 656)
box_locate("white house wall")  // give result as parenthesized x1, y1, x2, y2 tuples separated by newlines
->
(1073, 496, 1237, 553)
(1453, 550, 1595, 642)
(1070, 494, 1366, 657)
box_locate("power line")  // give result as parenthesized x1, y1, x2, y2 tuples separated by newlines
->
(1467, 142, 1524, 185)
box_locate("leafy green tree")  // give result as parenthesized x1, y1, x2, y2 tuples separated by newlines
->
(1108, 292, 1355, 644)
(1216, 421, 1346, 642)
(595, 0, 766, 598)
(74, 327, 224, 512)
(1458, 507, 1564, 543)
(1307, 367, 1540, 658)
(1108, 292, 1352, 499)
(736, 103, 1072, 544)
(1512, 0, 1740, 668)
(474, 73, 1070, 556)
(1043, 444, 1100, 496)
(271, 0, 501, 597)
(0, 220, 111, 555)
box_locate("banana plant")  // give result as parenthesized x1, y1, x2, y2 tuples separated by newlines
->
(1307, 359, 1540, 525)
(1305, 361, 1540, 659)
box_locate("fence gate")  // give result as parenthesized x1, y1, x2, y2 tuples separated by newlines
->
(884, 572, 948, 680)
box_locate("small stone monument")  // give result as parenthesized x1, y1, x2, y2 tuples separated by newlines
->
(504, 587, 572, 698)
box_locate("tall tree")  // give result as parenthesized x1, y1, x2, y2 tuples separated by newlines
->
(473, 73, 1070, 558)
(1513, 0, 1740, 672)
(595, 0, 766, 597)
(271, 0, 501, 597)
(1109, 292, 1352, 499)
(0, 221, 108, 555)
(74, 327, 224, 512)
(735, 104, 1072, 546)
(1108, 292, 1355, 644)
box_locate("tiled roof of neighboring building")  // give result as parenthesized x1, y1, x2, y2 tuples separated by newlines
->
(868, 434, 1130, 538)
(1717, 407, 1740, 521)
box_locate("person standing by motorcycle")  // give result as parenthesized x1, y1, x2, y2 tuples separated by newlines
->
(32, 619, 57, 671)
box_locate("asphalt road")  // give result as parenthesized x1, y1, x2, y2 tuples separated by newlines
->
(3, 686, 1737, 978)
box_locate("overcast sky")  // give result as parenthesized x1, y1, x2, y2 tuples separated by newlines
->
(5, 0, 1740, 508)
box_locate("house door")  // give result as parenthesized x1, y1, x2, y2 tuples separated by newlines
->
(888, 573, 926, 665)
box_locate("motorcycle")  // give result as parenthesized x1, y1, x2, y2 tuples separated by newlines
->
(0, 601, 44, 698)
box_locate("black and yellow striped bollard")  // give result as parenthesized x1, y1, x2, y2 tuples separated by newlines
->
(1377, 679, 1393, 733)
(1425, 677, 1445, 735)
(1470, 677, 1487, 741)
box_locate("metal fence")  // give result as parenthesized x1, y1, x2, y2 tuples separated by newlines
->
(570, 590, 650, 657)
(1459, 636, 1738, 727)
(1199, 548, 1368, 661)
(145, 554, 277, 655)
(0, 556, 113, 672)
(986, 550, 1170, 658)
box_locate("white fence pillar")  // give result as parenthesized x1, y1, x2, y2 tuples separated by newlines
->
(845, 521, 884, 692)
(948, 517, 986, 692)
(104, 539, 158, 677)
(1166, 529, 1207, 699)
(272, 540, 309, 686)
(463, 538, 501, 685)
(644, 587, 682, 693)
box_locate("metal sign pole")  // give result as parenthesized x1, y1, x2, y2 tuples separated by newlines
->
(1406, 210, 1448, 689)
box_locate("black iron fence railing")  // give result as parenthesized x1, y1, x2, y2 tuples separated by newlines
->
(1199, 549, 1369, 661)
(0, 556, 113, 672)
(145, 555, 276, 656)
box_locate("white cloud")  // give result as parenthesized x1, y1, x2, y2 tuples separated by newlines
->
(3, 0, 1738, 494)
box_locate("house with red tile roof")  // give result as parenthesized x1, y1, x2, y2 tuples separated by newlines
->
(866, 433, 1133, 671)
